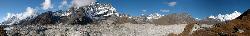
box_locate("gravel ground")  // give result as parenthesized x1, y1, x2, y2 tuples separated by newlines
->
(5, 23, 187, 36)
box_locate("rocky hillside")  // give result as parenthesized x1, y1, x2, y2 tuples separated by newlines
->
(152, 13, 195, 25)
(173, 9, 250, 36)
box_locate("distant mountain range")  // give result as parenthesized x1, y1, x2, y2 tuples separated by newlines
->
(1, 2, 196, 26)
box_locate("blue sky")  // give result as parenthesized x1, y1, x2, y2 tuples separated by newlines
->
(98, 0, 250, 18)
(1, 0, 250, 22)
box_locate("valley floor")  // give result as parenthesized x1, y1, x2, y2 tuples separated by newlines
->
(5, 23, 187, 36)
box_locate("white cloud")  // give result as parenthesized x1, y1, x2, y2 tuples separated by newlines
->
(4, 7, 36, 20)
(2, 7, 36, 25)
(160, 9, 170, 12)
(41, 0, 53, 10)
(209, 11, 241, 21)
(25, 7, 36, 16)
(168, 2, 176, 7)
(140, 10, 147, 16)
(142, 10, 147, 12)
(59, 0, 68, 7)
(72, 0, 96, 7)
(62, 0, 67, 5)
(195, 18, 201, 20)
(59, 0, 70, 10)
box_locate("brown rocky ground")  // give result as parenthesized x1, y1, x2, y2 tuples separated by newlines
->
(205, 9, 250, 36)
(153, 13, 195, 25)
(168, 9, 250, 36)
(170, 9, 250, 36)
(5, 23, 188, 36)
(194, 9, 250, 36)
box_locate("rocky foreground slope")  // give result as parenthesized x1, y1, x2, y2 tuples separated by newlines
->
(170, 9, 250, 36)
(196, 9, 250, 36)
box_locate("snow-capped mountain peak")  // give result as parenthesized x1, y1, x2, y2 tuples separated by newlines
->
(1, 7, 37, 25)
(1, 3, 121, 25)
(208, 11, 241, 21)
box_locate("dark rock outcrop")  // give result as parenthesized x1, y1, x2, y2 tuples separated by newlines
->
(236, 9, 250, 19)
(0, 26, 7, 36)
(31, 11, 60, 25)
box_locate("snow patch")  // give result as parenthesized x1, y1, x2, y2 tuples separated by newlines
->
(238, 29, 244, 33)
(61, 12, 72, 16)
(147, 13, 164, 19)
(95, 4, 118, 17)
(4, 27, 13, 30)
